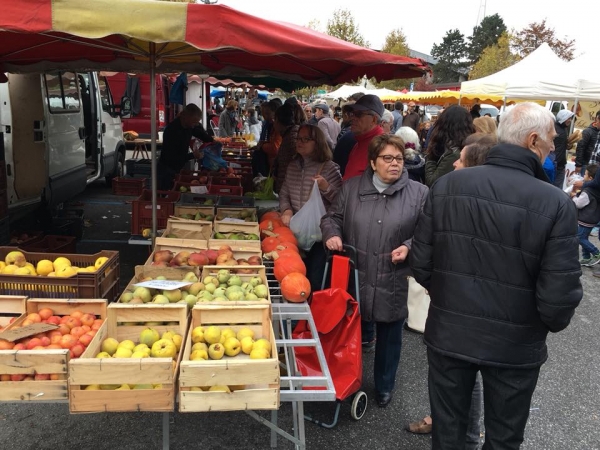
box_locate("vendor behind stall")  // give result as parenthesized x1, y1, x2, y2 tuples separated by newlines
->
(158, 104, 213, 190)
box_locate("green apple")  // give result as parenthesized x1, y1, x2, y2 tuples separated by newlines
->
(120, 292, 133, 303)
(237, 328, 255, 341)
(95, 351, 111, 358)
(190, 349, 208, 361)
(139, 328, 160, 347)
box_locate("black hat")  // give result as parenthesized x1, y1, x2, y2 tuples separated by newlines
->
(349, 94, 384, 117)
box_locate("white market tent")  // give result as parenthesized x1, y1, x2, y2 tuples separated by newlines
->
(322, 84, 369, 100)
(461, 43, 570, 99)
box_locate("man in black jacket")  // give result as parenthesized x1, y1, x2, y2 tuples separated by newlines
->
(575, 110, 600, 174)
(553, 109, 574, 188)
(158, 104, 212, 190)
(410, 102, 582, 450)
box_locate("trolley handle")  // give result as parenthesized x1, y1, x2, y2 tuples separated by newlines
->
(322, 244, 361, 306)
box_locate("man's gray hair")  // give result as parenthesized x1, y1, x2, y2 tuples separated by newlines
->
(497, 103, 555, 146)
(381, 110, 394, 125)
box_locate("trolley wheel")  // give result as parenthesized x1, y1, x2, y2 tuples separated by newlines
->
(350, 391, 368, 420)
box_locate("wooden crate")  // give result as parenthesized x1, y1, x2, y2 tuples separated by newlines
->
(68, 303, 188, 413)
(207, 242, 262, 264)
(215, 207, 258, 223)
(0, 298, 107, 402)
(173, 205, 215, 221)
(209, 222, 260, 250)
(164, 219, 212, 244)
(199, 266, 270, 305)
(119, 265, 201, 303)
(178, 304, 279, 412)
(0, 295, 27, 331)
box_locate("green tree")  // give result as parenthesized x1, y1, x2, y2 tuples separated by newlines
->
(431, 29, 468, 83)
(379, 28, 411, 90)
(469, 33, 521, 80)
(326, 9, 369, 47)
(513, 19, 576, 61)
(468, 13, 507, 64)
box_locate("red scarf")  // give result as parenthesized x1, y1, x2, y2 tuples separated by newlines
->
(343, 126, 384, 180)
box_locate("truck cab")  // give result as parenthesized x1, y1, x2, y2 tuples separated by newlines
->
(0, 71, 126, 222)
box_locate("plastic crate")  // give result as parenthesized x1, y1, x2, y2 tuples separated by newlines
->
(208, 185, 243, 196)
(176, 172, 210, 183)
(125, 158, 152, 177)
(20, 235, 77, 254)
(0, 247, 120, 302)
(209, 176, 242, 187)
(216, 195, 256, 208)
(0, 218, 9, 246)
(178, 193, 219, 206)
(131, 189, 181, 234)
(172, 180, 209, 194)
(54, 209, 85, 240)
(112, 177, 146, 196)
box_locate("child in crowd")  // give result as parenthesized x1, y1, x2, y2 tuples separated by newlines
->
(571, 164, 600, 266)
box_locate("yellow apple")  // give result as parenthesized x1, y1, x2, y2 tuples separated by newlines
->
(204, 326, 221, 345)
(95, 351, 112, 359)
(223, 337, 241, 357)
(101, 338, 119, 356)
(190, 349, 208, 361)
(208, 343, 224, 360)
(117, 340, 136, 351)
(113, 347, 133, 358)
(208, 385, 230, 392)
(191, 342, 208, 353)
(151, 338, 177, 359)
(139, 328, 160, 347)
(171, 334, 183, 351)
(249, 347, 270, 360)
(253, 338, 272, 353)
(236, 327, 255, 341)
(221, 328, 236, 341)
(240, 336, 255, 355)
(191, 326, 205, 344)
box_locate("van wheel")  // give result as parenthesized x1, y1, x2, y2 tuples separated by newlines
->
(106, 150, 125, 187)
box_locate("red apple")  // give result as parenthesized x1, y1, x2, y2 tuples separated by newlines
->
(35, 374, 50, 381)
(153, 250, 174, 264)
(70, 343, 85, 358)
(205, 249, 219, 265)
(188, 252, 209, 267)
(11, 374, 25, 382)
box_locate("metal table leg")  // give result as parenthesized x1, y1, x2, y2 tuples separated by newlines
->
(162, 412, 170, 450)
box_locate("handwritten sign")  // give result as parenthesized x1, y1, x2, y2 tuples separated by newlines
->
(220, 218, 246, 224)
(133, 280, 194, 290)
(0, 323, 59, 342)
(191, 186, 209, 194)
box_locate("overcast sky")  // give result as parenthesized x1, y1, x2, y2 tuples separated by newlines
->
(219, 0, 593, 59)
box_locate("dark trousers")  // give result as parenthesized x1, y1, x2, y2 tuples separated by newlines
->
(578, 225, 599, 258)
(428, 348, 540, 450)
(553, 166, 566, 189)
(157, 162, 177, 191)
(303, 242, 327, 294)
(373, 319, 405, 394)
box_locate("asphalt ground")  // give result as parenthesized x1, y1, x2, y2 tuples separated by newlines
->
(1, 178, 599, 449)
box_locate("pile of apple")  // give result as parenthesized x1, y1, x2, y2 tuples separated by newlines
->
(120, 271, 198, 305)
(84, 327, 182, 391)
(0, 251, 109, 277)
(151, 245, 262, 269)
(187, 325, 271, 392)
(0, 308, 105, 382)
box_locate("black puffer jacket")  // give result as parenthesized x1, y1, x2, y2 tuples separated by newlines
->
(321, 167, 428, 323)
(410, 144, 582, 368)
(575, 124, 599, 167)
(553, 121, 569, 169)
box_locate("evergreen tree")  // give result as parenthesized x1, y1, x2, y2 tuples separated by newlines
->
(468, 13, 507, 64)
(431, 29, 468, 83)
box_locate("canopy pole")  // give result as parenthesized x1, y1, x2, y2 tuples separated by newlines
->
(571, 97, 579, 134)
(458, 93, 462, 106)
(200, 74, 208, 128)
(150, 43, 157, 247)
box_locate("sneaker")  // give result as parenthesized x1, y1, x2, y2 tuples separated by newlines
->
(591, 227, 599, 237)
(580, 256, 592, 265)
(362, 339, 376, 351)
(587, 254, 600, 267)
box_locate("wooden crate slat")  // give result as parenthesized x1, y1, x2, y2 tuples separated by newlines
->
(0, 380, 67, 402)
(179, 388, 279, 412)
(0, 350, 68, 375)
(70, 388, 174, 412)
(69, 358, 174, 385)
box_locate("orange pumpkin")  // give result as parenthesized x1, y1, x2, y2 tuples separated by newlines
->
(274, 254, 306, 282)
(281, 273, 312, 302)
(261, 236, 281, 253)
(272, 227, 298, 246)
(277, 242, 299, 253)
(259, 219, 284, 238)
(260, 211, 281, 222)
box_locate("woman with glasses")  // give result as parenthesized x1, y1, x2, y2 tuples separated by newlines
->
(279, 124, 343, 291)
(321, 134, 428, 408)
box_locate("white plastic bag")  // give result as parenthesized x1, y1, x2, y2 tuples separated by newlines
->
(289, 180, 326, 251)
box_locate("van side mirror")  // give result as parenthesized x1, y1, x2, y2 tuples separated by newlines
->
(120, 96, 132, 118)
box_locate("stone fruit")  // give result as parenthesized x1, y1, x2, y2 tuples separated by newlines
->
(223, 337, 241, 357)
(204, 326, 221, 345)
(139, 328, 160, 347)
(208, 343, 225, 360)
(151, 339, 177, 359)
(240, 336, 255, 355)
(101, 338, 119, 356)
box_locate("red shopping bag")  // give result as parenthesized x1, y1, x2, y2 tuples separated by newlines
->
(293, 255, 362, 401)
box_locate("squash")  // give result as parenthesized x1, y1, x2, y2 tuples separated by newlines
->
(271, 227, 298, 246)
(259, 219, 284, 238)
(281, 272, 311, 302)
(261, 236, 281, 253)
(274, 254, 306, 282)
(260, 211, 282, 222)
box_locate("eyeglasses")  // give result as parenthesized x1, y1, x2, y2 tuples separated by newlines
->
(350, 111, 375, 118)
(377, 155, 404, 164)
(296, 136, 314, 143)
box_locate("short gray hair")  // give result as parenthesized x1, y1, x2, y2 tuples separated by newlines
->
(395, 126, 421, 152)
(381, 110, 394, 124)
(497, 103, 555, 146)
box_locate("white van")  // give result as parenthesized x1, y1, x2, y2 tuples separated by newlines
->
(0, 71, 127, 221)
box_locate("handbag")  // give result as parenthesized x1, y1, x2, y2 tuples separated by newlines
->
(289, 167, 326, 251)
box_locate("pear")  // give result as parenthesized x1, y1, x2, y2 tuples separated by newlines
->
(204, 283, 217, 294)
(227, 275, 242, 287)
(227, 291, 244, 302)
(253, 284, 269, 299)
(249, 277, 262, 287)
(217, 269, 231, 284)
(245, 293, 259, 301)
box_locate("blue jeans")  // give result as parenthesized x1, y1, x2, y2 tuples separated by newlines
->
(373, 319, 405, 394)
(578, 225, 599, 259)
